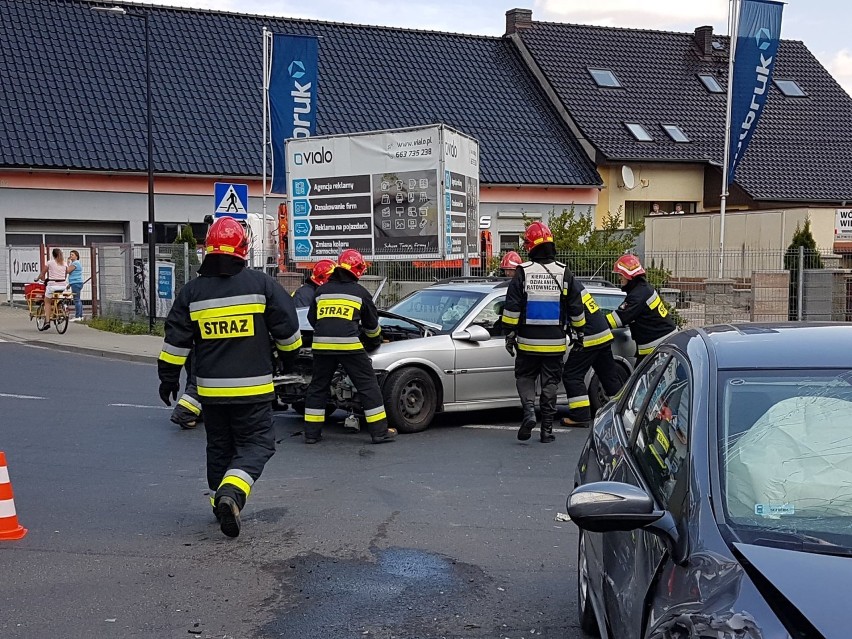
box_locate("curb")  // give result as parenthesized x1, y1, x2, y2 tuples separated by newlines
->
(22, 341, 159, 364)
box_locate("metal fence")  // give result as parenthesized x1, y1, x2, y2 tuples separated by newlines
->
(86, 244, 852, 328)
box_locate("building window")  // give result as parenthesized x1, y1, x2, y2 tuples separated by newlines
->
(662, 124, 690, 143)
(711, 41, 724, 51)
(588, 68, 622, 88)
(625, 123, 653, 142)
(774, 79, 806, 97)
(698, 73, 724, 93)
(499, 234, 523, 252)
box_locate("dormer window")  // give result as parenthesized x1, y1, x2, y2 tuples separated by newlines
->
(589, 68, 622, 88)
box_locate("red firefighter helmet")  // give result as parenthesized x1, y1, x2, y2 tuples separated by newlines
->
(612, 254, 646, 280)
(310, 259, 336, 286)
(523, 222, 554, 252)
(206, 217, 249, 260)
(337, 249, 368, 279)
(500, 251, 522, 270)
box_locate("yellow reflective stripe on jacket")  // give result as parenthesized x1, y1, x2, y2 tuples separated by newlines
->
(219, 469, 253, 498)
(190, 303, 266, 321)
(501, 309, 520, 326)
(196, 375, 274, 397)
(178, 396, 202, 415)
(517, 337, 566, 353)
(583, 329, 614, 348)
(606, 313, 619, 329)
(637, 329, 678, 355)
(646, 292, 661, 310)
(275, 332, 303, 352)
(364, 325, 381, 338)
(159, 351, 188, 365)
(570, 312, 586, 328)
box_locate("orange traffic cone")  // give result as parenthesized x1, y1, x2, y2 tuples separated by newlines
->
(0, 451, 27, 540)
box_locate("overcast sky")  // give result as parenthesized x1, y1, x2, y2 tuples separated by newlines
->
(126, 0, 852, 94)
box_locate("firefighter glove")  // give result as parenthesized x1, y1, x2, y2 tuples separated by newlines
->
(505, 332, 517, 357)
(159, 381, 180, 406)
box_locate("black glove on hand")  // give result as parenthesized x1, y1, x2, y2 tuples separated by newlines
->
(278, 355, 296, 375)
(159, 381, 180, 406)
(505, 332, 517, 357)
(572, 330, 584, 350)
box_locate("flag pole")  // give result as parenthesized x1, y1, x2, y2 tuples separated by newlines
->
(719, 0, 740, 278)
(262, 27, 270, 272)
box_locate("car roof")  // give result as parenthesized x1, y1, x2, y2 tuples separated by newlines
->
(424, 279, 624, 296)
(697, 323, 852, 370)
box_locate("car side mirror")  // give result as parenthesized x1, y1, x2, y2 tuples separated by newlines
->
(451, 325, 492, 342)
(567, 481, 686, 564)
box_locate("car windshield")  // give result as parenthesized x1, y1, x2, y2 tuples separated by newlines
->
(718, 369, 852, 552)
(387, 288, 485, 333)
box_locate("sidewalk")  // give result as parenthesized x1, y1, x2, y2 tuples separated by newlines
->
(0, 304, 162, 363)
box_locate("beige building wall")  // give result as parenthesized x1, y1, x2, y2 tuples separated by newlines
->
(597, 163, 705, 226)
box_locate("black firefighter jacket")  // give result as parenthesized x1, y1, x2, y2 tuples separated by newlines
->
(307, 272, 382, 355)
(158, 258, 302, 404)
(565, 280, 614, 350)
(606, 277, 677, 356)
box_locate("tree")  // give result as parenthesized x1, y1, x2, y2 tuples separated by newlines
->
(784, 218, 823, 320)
(173, 223, 200, 287)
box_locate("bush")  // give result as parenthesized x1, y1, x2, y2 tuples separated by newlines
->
(85, 316, 164, 337)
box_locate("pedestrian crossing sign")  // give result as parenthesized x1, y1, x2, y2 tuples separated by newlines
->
(214, 183, 248, 220)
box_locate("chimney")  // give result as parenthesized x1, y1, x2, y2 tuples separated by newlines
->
(694, 25, 713, 57)
(505, 8, 533, 36)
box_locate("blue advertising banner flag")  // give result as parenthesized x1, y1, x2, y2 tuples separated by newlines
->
(727, 0, 783, 186)
(269, 34, 318, 194)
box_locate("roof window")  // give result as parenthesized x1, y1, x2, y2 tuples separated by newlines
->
(625, 123, 653, 142)
(589, 68, 622, 88)
(662, 124, 690, 143)
(711, 41, 724, 51)
(698, 73, 724, 93)
(775, 79, 806, 97)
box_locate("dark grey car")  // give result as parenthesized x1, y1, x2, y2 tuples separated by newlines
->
(567, 323, 852, 639)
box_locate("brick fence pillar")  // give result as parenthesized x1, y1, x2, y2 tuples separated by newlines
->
(704, 278, 735, 326)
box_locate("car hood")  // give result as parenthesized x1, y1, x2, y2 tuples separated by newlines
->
(734, 542, 852, 637)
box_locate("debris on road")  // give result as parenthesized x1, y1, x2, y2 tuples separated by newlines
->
(554, 512, 571, 522)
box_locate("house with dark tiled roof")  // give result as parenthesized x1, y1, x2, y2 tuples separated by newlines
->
(504, 8, 852, 247)
(0, 0, 603, 287)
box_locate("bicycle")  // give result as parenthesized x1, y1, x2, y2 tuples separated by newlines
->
(24, 282, 73, 335)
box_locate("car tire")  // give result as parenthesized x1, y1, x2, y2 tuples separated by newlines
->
(578, 531, 600, 637)
(588, 365, 630, 418)
(383, 367, 437, 433)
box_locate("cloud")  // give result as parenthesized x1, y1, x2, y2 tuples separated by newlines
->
(534, 0, 727, 30)
(824, 49, 852, 96)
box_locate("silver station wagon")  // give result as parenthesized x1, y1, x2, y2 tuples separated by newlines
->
(275, 278, 635, 433)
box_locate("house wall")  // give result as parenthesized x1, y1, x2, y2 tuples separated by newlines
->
(597, 163, 706, 226)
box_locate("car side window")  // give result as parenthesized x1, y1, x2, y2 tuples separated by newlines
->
(468, 298, 504, 337)
(621, 354, 669, 437)
(632, 356, 691, 511)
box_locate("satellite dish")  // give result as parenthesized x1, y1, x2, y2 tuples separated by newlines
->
(621, 165, 636, 190)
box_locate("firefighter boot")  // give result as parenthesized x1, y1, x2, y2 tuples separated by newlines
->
(215, 495, 241, 538)
(371, 427, 398, 444)
(540, 418, 556, 443)
(517, 405, 536, 441)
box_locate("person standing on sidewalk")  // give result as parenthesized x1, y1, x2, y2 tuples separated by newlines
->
(157, 217, 302, 538)
(606, 254, 677, 363)
(561, 282, 622, 426)
(303, 249, 397, 445)
(501, 222, 571, 443)
(67, 250, 84, 321)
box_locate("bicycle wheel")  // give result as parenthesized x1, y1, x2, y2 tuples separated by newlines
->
(36, 312, 47, 331)
(54, 303, 69, 335)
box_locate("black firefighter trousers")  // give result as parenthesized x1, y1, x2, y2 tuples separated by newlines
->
(562, 345, 622, 423)
(203, 401, 275, 511)
(515, 352, 563, 427)
(304, 351, 389, 439)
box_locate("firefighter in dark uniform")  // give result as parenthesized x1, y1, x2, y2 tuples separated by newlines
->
(501, 222, 571, 443)
(303, 249, 397, 445)
(561, 282, 623, 426)
(292, 259, 336, 308)
(606, 254, 677, 363)
(169, 351, 202, 429)
(157, 217, 302, 538)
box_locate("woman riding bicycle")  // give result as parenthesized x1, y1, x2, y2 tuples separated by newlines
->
(36, 248, 70, 330)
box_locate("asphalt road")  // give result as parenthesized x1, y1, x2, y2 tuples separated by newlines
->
(0, 342, 588, 639)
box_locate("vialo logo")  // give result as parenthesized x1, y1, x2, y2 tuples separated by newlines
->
(294, 146, 333, 166)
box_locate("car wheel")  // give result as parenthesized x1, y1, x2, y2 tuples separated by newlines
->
(578, 531, 600, 637)
(588, 365, 630, 417)
(383, 367, 437, 433)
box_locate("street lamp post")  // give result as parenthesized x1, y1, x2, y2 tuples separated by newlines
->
(92, 6, 156, 332)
